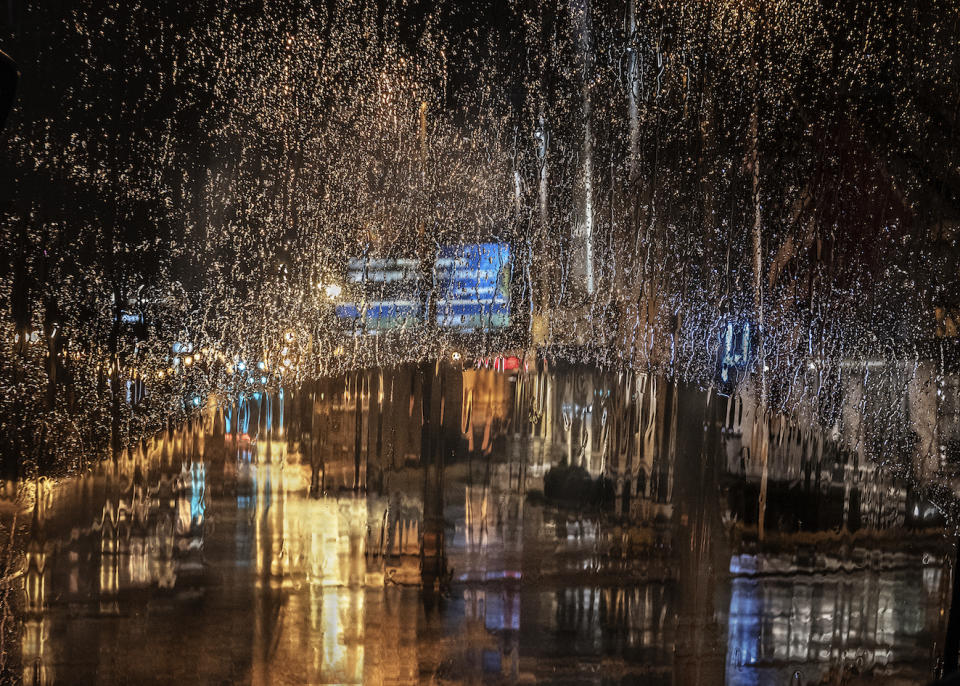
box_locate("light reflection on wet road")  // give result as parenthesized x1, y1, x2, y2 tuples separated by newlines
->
(3, 362, 952, 684)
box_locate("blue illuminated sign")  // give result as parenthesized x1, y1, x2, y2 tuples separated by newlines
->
(336, 243, 511, 332)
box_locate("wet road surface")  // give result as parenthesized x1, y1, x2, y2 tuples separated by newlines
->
(0, 362, 952, 685)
